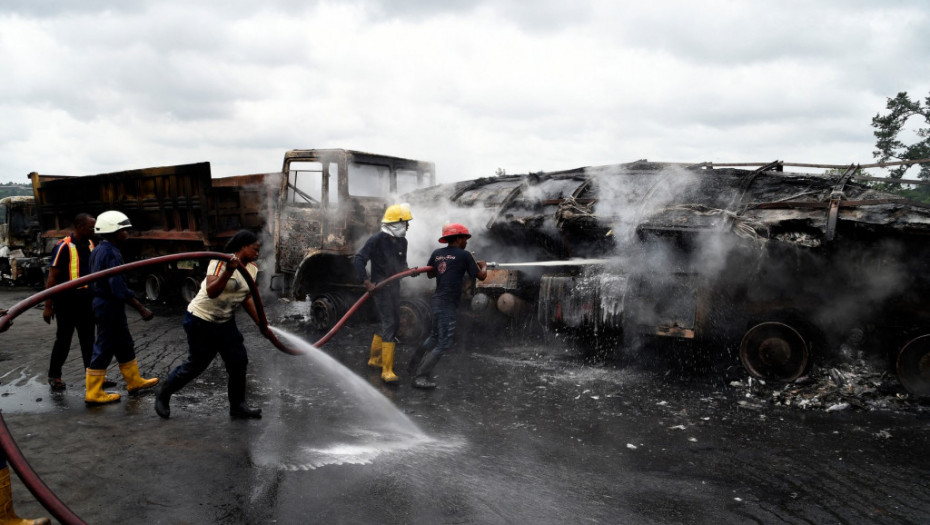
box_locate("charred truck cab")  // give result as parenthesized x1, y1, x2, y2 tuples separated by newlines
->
(271, 149, 435, 337)
(0, 196, 44, 286)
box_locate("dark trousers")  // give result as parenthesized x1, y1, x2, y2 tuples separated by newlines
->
(373, 283, 401, 342)
(415, 300, 457, 377)
(47, 291, 95, 378)
(89, 297, 136, 369)
(161, 312, 250, 407)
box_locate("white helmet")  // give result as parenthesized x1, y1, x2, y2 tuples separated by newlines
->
(95, 210, 132, 234)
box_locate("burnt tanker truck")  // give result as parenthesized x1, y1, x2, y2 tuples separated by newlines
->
(401, 160, 930, 397)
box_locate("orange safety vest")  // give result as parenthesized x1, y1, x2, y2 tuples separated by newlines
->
(56, 235, 95, 287)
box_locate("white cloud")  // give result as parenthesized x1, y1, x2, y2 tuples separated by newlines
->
(1, 1, 928, 182)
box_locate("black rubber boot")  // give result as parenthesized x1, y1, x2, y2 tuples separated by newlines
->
(412, 376, 437, 389)
(407, 341, 431, 375)
(412, 350, 441, 389)
(230, 402, 262, 419)
(154, 384, 171, 419)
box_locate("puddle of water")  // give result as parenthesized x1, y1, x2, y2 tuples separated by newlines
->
(0, 367, 65, 414)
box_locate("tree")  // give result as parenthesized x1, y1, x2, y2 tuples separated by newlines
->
(872, 91, 930, 179)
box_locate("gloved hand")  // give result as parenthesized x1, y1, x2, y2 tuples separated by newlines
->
(409, 266, 419, 277)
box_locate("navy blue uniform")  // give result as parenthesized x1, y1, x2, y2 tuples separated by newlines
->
(428, 246, 481, 308)
(414, 247, 481, 380)
(88, 240, 138, 369)
(354, 231, 408, 341)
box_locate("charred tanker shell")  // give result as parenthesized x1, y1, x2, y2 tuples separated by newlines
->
(402, 159, 930, 396)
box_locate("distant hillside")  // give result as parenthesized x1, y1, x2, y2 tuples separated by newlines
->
(0, 184, 32, 199)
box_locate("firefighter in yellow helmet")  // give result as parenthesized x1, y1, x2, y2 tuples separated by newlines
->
(353, 204, 414, 383)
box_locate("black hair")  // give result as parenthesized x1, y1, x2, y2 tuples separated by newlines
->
(74, 213, 94, 227)
(224, 230, 260, 253)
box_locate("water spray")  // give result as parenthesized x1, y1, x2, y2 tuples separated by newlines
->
(486, 258, 611, 268)
(0, 253, 432, 523)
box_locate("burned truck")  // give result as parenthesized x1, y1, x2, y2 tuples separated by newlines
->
(272, 149, 435, 338)
(0, 196, 44, 286)
(402, 160, 930, 396)
(29, 163, 273, 302)
(28, 149, 437, 338)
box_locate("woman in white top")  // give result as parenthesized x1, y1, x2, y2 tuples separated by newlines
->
(155, 230, 267, 419)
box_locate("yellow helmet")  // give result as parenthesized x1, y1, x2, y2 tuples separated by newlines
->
(382, 203, 413, 223)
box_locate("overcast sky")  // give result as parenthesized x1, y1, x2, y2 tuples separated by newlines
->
(2, 0, 928, 183)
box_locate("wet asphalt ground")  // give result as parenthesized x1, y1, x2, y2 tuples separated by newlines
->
(0, 286, 929, 524)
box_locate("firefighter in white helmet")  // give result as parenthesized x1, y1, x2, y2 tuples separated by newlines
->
(85, 210, 158, 404)
(353, 203, 414, 383)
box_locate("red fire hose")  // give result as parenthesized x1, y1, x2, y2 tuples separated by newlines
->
(313, 266, 433, 347)
(0, 252, 430, 523)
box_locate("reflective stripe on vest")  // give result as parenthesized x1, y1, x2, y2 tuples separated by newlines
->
(60, 236, 95, 287)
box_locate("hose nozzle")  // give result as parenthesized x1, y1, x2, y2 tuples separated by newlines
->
(486, 261, 498, 268)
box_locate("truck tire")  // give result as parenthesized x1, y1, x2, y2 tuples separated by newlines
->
(144, 273, 167, 302)
(398, 298, 431, 344)
(739, 321, 810, 382)
(181, 276, 201, 303)
(896, 334, 930, 397)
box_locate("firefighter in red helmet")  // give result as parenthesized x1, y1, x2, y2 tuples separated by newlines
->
(410, 222, 487, 389)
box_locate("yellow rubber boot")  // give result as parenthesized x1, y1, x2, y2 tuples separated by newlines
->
(119, 358, 159, 392)
(381, 341, 399, 383)
(0, 466, 51, 525)
(367, 334, 383, 368)
(85, 369, 120, 404)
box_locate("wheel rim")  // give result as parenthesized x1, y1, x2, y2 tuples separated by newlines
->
(398, 298, 431, 343)
(310, 295, 339, 331)
(181, 276, 201, 303)
(144, 274, 165, 301)
(896, 334, 930, 397)
(739, 322, 809, 381)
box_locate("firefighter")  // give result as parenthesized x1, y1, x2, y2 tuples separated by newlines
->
(411, 223, 487, 389)
(155, 230, 271, 419)
(42, 213, 117, 391)
(85, 210, 158, 404)
(354, 203, 413, 383)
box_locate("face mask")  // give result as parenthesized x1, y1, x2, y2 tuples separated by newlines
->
(382, 221, 408, 238)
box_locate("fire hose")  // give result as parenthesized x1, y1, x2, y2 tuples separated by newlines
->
(0, 251, 431, 524)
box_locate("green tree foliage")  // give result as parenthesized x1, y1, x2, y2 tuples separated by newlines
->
(872, 91, 930, 179)
(0, 184, 32, 199)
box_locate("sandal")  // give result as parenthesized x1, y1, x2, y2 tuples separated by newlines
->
(48, 377, 66, 391)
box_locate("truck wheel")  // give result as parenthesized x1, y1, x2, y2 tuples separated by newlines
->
(399, 298, 431, 343)
(144, 273, 167, 302)
(181, 276, 201, 303)
(739, 322, 809, 382)
(310, 293, 346, 331)
(896, 335, 930, 397)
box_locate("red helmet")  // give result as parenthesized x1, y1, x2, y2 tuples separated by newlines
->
(439, 223, 471, 243)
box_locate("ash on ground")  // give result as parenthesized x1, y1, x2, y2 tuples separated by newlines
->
(731, 360, 929, 413)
